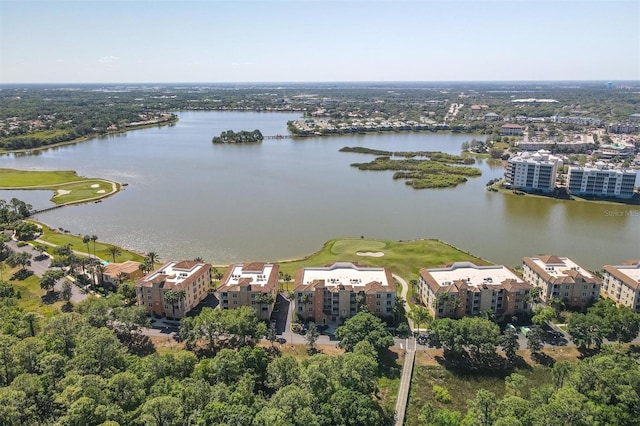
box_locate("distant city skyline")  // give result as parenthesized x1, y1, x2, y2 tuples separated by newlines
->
(1, 0, 638, 84)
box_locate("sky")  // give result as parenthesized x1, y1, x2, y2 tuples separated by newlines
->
(0, 0, 638, 84)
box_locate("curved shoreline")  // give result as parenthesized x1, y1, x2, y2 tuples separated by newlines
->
(0, 116, 178, 155)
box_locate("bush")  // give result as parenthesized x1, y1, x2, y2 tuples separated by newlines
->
(432, 385, 452, 404)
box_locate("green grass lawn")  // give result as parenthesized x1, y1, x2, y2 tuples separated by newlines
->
(52, 179, 117, 204)
(5, 266, 64, 317)
(0, 168, 85, 186)
(405, 364, 553, 425)
(35, 222, 146, 263)
(278, 238, 490, 284)
(0, 168, 119, 205)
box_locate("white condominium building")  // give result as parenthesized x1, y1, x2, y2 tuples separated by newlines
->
(505, 150, 562, 193)
(568, 163, 637, 199)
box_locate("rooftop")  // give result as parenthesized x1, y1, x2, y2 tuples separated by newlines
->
(138, 260, 210, 289)
(524, 255, 598, 284)
(604, 262, 640, 290)
(220, 262, 278, 290)
(424, 261, 524, 288)
(297, 262, 392, 289)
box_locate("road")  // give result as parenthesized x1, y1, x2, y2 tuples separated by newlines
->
(5, 233, 88, 303)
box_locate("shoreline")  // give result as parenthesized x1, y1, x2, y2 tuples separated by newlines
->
(0, 116, 178, 155)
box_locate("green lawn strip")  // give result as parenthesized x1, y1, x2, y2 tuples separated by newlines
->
(6, 266, 63, 317)
(277, 238, 490, 285)
(405, 364, 553, 425)
(0, 168, 85, 187)
(34, 222, 146, 263)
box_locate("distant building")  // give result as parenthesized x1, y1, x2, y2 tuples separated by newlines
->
(136, 260, 212, 319)
(484, 112, 500, 121)
(602, 261, 640, 312)
(522, 256, 601, 309)
(293, 262, 395, 324)
(607, 123, 640, 134)
(217, 262, 279, 320)
(568, 164, 637, 199)
(501, 123, 525, 136)
(629, 113, 640, 121)
(418, 261, 532, 320)
(551, 116, 601, 126)
(515, 140, 592, 152)
(103, 260, 142, 288)
(505, 150, 562, 193)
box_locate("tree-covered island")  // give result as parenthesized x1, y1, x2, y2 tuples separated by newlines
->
(342, 147, 482, 189)
(212, 129, 264, 144)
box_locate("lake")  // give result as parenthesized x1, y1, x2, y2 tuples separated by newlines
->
(1, 111, 638, 271)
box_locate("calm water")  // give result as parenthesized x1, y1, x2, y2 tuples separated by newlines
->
(1, 111, 638, 270)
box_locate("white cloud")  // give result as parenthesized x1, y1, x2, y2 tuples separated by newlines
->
(98, 56, 120, 64)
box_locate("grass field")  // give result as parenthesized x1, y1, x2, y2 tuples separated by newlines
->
(35, 222, 146, 263)
(278, 238, 490, 285)
(5, 265, 64, 317)
(405, 361, 554, 425)
(0, 168, 86, 186)
(0, 168, 119, 205)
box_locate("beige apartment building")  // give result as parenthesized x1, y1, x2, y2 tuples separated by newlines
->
(522, 255, 601, 309)
(418, 261, 532, 320)
(103, 260, 143, 287)
(293, 262, 396, 325)
(602, 261, 640, 312)
(217, 262, 279, 320)
(136, 260, 212, 319)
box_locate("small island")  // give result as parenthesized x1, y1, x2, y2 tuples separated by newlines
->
(212, 129, 264, 144)
(342, 146, 482, 189)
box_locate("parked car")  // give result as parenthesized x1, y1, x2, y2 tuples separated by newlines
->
(416, 334, 428, 345)
(520, 326, 531, 337)
(275, 337, 286, 344)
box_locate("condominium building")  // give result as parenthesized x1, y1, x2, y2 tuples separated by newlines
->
(135, 260, 212, 319)
(505, 150, 562, 193)
(501, 123, 525, 136)
(217, 262, 279, 320)
(522, 255, 601, 309)
(418, 261, 532, 320)
(568, 164, 637, 199)
(602, 261, 640, 312)
(293, 262, 395, 324)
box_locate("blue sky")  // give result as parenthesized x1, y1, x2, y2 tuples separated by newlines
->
(1, 0, 638, 83)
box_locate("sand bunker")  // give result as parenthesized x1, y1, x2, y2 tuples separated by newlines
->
(91, 184, 100, 188)
(356, 251, 385, 257)
(57, 189, 71, 195)
(97, 190, 106, 194)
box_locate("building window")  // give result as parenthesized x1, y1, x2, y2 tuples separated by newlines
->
(233, 301, 238, 305)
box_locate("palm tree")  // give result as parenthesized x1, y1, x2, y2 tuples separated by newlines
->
(164, 289, 186, 319)
(139, 261, 153, 276)
(255, 292, 275, 319)
(107, 246, 122, 263)
(145, 251, 160, 268)
(116, 272, 128, 286)
(82, 235, 91, 259)
(193, 257, 204, 262)
(94, 264, 105, 289)
(90, 235, 98, 259)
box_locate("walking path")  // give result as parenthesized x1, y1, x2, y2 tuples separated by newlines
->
(395, 337, 416, 426)
(393, 273, 416, 331)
